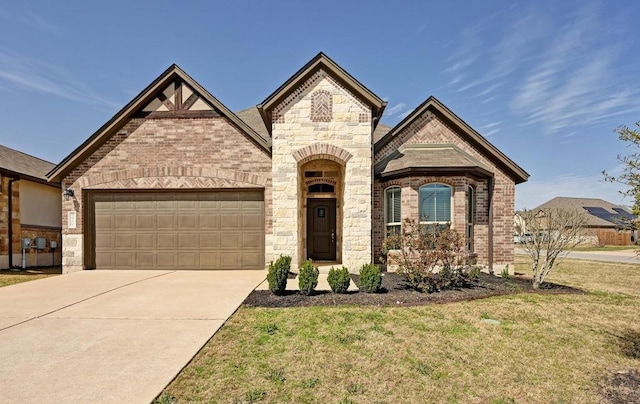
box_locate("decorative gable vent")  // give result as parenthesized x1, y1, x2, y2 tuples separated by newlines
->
(137, 79, 218, 118)
(310, 90, 332, 122)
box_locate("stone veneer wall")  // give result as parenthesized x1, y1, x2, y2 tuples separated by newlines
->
(270, 70, 373, 270)
(374, 110, 516, 272)
(61, 117, 272, 273)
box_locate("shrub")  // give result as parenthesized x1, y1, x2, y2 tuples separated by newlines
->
(359, 263, 382, 293)
(386, 219, 479, 293)
(267, 255, 291, 295)
(298, 259, 319, 296)
(327, 266, 351, 293)
(501, 265, 510, 279)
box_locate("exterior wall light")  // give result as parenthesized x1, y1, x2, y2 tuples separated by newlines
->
(63, 188, 75, 201)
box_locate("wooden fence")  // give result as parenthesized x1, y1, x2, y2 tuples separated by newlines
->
(597, 230, 632, 246)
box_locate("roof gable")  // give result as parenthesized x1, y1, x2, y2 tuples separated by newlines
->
(47, 64, 269, 182)
(532, 197, 636, 227)
(257, 52, 386, 135)
(375, 96, 529, 184)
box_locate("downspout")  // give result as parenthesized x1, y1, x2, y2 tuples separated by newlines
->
(487, 176, 494, 274)
(8, 178, 19, 270)
(371, 116, 379, 264)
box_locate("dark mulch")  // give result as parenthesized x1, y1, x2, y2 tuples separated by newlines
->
(600, 369, 640, 404)
(243, 272, 584, 308)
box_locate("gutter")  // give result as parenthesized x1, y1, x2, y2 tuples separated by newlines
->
(8, 178, 19, 270)
(488, 176, 494, 274)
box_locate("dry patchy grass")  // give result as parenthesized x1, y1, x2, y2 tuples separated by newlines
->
(0, 267, 60, 288)
(162, 259, 640, 403)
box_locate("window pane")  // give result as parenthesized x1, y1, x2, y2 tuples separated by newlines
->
(419, 184, 451, 222)
(385, 187, 401, 224)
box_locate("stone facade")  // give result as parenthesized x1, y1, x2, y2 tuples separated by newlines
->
(270, 70, 372, 270)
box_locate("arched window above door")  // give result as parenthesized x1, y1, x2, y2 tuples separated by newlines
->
(308, 183, 335, 193)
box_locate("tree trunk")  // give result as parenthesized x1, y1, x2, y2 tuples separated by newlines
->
(533, 280, 540, 289)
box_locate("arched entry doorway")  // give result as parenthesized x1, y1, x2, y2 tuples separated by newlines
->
(300, 159, 343, 263)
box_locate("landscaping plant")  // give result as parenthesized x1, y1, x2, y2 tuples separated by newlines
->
(517, 208, 588, 288)
(267, 255, 291, 295)
(298, 259, 319, 296)
(359, 263, 382, 293)
(327, 266, 351, 294)
(383, 219, 477, 293)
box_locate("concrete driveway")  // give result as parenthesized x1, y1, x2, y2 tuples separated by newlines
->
(516, 248, 640, 265)
(0, 270, 265, 403)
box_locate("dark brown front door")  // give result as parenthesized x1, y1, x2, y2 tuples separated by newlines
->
(307, 198, 336, 261)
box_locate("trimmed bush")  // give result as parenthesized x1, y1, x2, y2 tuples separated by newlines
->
(359, 263, 382, 293)
(327, 266, 351, 294)
(267, 255, 291, 295)
(298, 259, 319, 296)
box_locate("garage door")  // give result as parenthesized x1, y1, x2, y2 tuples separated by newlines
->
(92, 191, 264, 270)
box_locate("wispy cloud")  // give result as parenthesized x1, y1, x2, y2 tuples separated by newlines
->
(509, 3, 640, 133)
(386, 102, 407, 116)
(0, 6, 60, 34)
(0, 51, 120, 109)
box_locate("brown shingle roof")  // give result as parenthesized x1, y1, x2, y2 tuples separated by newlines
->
(375, 144, 493, 179)
(373, 123, 392, 143)
(532, 197, 635, 228)
(0, 144, 56, 182)
(236, 106, 270, 142)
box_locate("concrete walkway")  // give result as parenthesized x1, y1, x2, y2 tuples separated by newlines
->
(0, 270, 265, 403)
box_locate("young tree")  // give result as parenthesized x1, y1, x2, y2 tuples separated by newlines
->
(517, 208, 588, 289)
(603, 122, 640, 217)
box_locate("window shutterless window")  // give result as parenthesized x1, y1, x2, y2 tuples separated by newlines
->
(419, 184, 452, 225)
(385, 187, 401, 236)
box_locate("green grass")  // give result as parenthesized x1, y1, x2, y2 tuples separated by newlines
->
(161, 259, 640, 403)
(0, 268, 60, 287)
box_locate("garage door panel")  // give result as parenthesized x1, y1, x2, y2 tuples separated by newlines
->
(94, 191, 264, 270)
(178, 233, 197, 248)
(135, 234, 154, 248)
(136, 215, 155, 229)
(157, 215, 175, 229)
(157, 234, 176, 248)
(199, 234, 220, 248)
(115, 234, 134, 249)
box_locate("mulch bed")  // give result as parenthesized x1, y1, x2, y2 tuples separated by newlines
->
(243, 272, 584, 308)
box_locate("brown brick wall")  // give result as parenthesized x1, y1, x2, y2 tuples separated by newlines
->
(373, 110, 517, 269)
(61, 116, 272, 268)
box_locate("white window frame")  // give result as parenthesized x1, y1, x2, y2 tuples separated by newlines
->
(419, 183, 452, 226)
(384, 186, 401, 236)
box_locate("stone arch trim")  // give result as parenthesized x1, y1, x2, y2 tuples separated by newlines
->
(76, 166, 269, 189)
(293, 143, 353, 166)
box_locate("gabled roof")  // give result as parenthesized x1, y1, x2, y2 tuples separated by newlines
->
(257, 52, 387, 135)
(47, 64, 270, 182)
(532, 197, 636, 228)
(0, 144, 58, 185)
(375, 96, 529, 184)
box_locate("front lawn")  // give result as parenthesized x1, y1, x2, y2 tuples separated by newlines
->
(0, 267, 61, 288)
(160, 258, 640, 403)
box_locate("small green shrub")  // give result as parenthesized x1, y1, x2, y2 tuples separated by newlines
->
(327, 266, 351, 293)
(267, 255, 291, 295)
(359, 263, 382, 293)
(298, 259, 319, 296)
(501, 265, 510, 278)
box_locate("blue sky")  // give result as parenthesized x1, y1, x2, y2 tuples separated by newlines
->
(1, 0, 639, 209)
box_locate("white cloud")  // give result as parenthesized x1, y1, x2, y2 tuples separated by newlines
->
(386, 102, 407, 116)
(0, 51, 119, 109)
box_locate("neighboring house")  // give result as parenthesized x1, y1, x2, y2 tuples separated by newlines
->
(47, 53, 529, 273)
(1, 145, 62, 269)
(523, 197, 637, 245)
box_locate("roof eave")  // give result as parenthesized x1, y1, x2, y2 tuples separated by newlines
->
(374, 97, 530, 185)
(47, 65, 270, 183)
(379, 166, 494, 181)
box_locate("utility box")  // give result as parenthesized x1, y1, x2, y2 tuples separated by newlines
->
(21, 238, 31, 249)
(50, 241, 57, 249)
(35, 237, 46, 250)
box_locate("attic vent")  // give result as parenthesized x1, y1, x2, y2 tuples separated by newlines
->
(311, 90, 332, 122)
